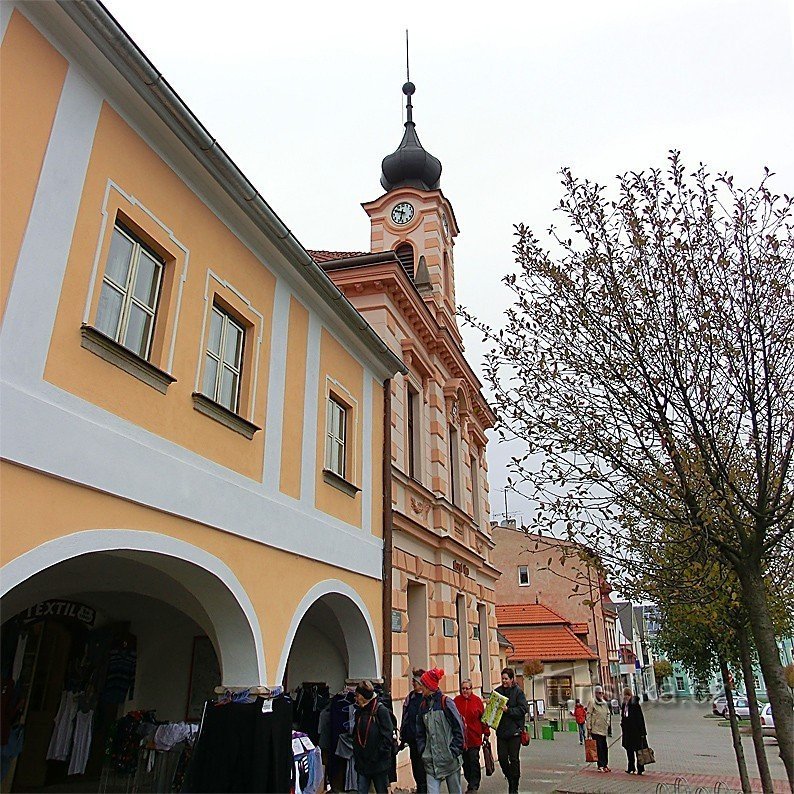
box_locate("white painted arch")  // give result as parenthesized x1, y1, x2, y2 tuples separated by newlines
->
(1, 529, 266, 686)
(277, 579, 380, 685)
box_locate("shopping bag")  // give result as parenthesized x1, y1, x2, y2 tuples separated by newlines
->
(520, 726, 530, 746)
(636, 745, 656, 765)
(482, 738, 495, 776)
(584, 738, 598, 763)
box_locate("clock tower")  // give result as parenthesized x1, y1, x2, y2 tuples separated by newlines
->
(314, 77, 499, 714)
(362, 81, 461, 340)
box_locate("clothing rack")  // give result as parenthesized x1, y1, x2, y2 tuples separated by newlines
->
(344, 678, 383, 685)
(213, 685, 274, 696)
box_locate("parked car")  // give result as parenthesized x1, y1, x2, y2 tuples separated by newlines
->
(712, 694, 750, 718)
(759, 702, 776, 737)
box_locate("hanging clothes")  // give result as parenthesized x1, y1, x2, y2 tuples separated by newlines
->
(46, 690, 79, 761)
(67, 710, 93, 775)
(183, 695, 293, 792)
(101, 636, 137, 704)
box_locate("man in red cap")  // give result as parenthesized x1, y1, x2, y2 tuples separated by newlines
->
(453, 679, 489, 792)
(415, 668, 464, 794)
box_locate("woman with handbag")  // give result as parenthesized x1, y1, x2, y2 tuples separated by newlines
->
(586, 686, 612, 772)
(620, 687, 648, 775)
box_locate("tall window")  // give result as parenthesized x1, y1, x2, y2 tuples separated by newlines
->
(518, 565, 530, 586)
(448, 425, 460, 506)
(95, 223, 163, 359)
(395, 243, 415, 280)
(456, 594, 469, 687)
(326, 396, 347, 478)
(675, 676, 685, 692)
(470, 454, 481, 523)
(407, 384, 420, 479)
(203, 305, 245, 412)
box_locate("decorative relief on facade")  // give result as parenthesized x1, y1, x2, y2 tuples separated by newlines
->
(410, 496, 431, 517)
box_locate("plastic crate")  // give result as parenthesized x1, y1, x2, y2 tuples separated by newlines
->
(541, 725, 555, 740)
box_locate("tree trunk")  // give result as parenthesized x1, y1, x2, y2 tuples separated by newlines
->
(739, 562, 794, 787)
(737, 622, 774, 793)
(720, 653, 752, 793)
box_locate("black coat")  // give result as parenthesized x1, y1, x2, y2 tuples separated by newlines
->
(494, 684, 528, 739)
(620, 696, 647, 750)
(352, 698, 393, 776)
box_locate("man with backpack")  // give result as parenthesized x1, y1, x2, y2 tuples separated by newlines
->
(415, 668, 465, 794)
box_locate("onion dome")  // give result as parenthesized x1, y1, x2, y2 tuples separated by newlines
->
(380, 82, 442, 192)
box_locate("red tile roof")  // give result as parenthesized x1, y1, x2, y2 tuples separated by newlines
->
(501, 626, 598, 662)
(571, 622, 589, 635)
(308, 250, 367, 263)
(496, 604, 569, 626)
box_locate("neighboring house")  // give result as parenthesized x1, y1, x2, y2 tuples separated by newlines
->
(614, 600, 655, 699)
(0, 3, 404, 789)
(492, 525, 615, 694)
(496, 603, 599, 709)
(497, 630, 515, 676)
(315, 80, 500, 704)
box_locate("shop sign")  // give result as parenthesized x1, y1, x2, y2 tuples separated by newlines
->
(21, 600, 96, 627)
(391, 610, 403, 632)
(452, 559, 470, 577)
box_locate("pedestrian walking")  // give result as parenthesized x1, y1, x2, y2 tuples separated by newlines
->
(453, 679, 489, 792)
(620, 687, 647, 775)
(494, 668, 529, 794)
(571, 699, 587, 745)
(352, 680, 394, 794)
(401, 669, 428, 794)
(586, 685, 612, 773)
(416, 668, 465, 794)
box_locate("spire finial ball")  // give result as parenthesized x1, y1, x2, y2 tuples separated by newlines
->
(402, 81, 416, 96)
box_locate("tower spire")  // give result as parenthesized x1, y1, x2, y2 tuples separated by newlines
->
(379, 35, 442, 193)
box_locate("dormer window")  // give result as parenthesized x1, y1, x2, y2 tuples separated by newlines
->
(395, 243, 415, 280)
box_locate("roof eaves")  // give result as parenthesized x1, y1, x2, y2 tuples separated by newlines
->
(59, 0, 407, 379)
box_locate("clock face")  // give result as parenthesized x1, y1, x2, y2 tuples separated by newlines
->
(391, 202, 415, 225)
(441, 213, 450, 239)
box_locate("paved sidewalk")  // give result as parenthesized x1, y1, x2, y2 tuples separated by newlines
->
(472, 700, 788, 794)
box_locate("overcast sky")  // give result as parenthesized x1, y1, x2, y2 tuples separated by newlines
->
(106, 0, 794, 524)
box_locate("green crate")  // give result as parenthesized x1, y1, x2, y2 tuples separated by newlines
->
(568, 720, 578, 732)
(541, 725, 554, 740)
(549, 719, 559, 731)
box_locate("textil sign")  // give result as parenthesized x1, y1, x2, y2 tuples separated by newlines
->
(21, 600, 96, 627)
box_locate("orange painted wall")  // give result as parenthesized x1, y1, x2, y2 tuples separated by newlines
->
(0, 10, 68, 320)
(0, 461, 382, 680)
(43, 103, 275, 479)
(315, 329, 364, 526)
(279, 297, 310, 498)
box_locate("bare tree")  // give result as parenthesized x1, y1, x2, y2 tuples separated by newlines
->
(462, 153, 794, 784)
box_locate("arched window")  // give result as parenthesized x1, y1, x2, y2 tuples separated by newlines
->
(395, 243, 415, 280)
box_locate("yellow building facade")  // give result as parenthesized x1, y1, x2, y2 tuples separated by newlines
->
(0, 3, 403, 789)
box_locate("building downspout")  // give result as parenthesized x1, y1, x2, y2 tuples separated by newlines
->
(382, 379, 393, 695)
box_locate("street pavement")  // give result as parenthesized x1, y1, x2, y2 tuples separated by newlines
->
(468, 700, 789, 794)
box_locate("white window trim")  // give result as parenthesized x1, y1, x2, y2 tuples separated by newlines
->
(195, 271, 264, 424)
(96, 223, 163, 360)
(84, 180, 188, 373)
(326, 395, 347, 478)
(518, 565, 530, 586)
(203, 305, 245, 413)
(324, 377, 359, 486)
